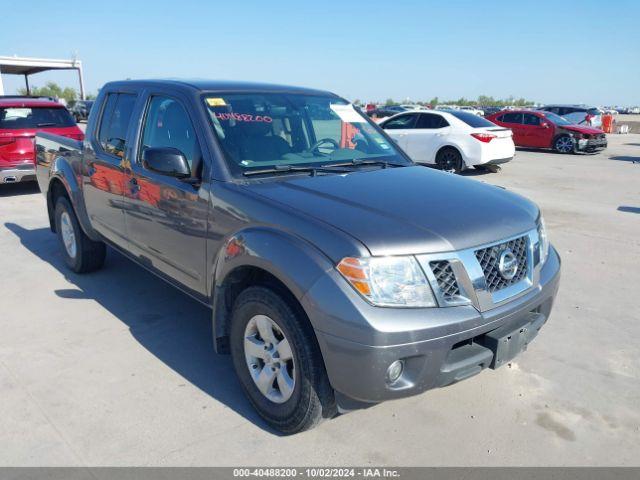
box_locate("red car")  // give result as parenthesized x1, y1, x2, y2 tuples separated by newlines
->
(0, 98, 84, 184)
(486, 109, 607, 154)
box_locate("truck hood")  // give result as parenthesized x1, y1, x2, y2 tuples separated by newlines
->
(244, 166, 539, 256)
(561, 125, 604, 135)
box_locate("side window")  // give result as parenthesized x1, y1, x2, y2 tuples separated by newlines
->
(501, 113, 523, 124)
(98, 93, 137, 158)
(140, 96, 200, 170)
(416, 113, 449, 129)
(383, 113, 417, 129)
(523, 113, 541, 126)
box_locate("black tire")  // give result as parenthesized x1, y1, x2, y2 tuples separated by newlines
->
(435, 147, 464, 173)
(54, 196, 106, 273)
(554, 135, 574, 154)
(230, 286, 336, 434)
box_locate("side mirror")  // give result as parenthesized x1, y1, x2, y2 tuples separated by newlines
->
(540, 122, 550, 128)
(142, 147, 190, 178)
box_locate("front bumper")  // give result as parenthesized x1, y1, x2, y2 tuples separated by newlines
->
(575, 137, 607, 153)
(303, 246, 561, 407)
(0, 165, 37, 184)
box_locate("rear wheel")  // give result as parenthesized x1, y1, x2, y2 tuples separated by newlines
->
(54, 196, 106, 273)
(435, 148, 463, 173)
(230, 286, 336, 434)
(554, 135, 574, 154)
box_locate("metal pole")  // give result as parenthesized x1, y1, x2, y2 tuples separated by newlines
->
(24, 74, 30, 95)
(77, 65, 85, 100)
(0, 72, 4, 96)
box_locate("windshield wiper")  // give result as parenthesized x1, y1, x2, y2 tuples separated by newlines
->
(242, 164, 350, 177)
(37, 122, 57, 127)
(323, 158, 406, 169)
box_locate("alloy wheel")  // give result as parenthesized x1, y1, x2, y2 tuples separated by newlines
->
(439, 151, 459, 173)
(556, 136, 574, 153)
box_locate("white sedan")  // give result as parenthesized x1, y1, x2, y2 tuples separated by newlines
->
(379, 109, 515, 173)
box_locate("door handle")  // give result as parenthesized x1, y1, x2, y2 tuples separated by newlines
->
(129, 177, 140, 194)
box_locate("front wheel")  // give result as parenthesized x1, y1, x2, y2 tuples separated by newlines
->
(554, 135, 574, 154)
(55, 196, 106, 273)
(435, 148, 463, 173)
(230, 286, 336, 434)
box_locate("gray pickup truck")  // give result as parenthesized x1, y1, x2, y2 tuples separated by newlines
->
(36, 79, 560, 434)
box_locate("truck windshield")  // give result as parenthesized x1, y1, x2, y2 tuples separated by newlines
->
(0, 107, 76, 129)
(203, 93, 410, 175)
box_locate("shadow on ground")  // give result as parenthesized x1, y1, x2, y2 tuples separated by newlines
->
(618, 206, 640, 214)
(3, 222, 277, 434)
(609, 155, 639, 163)
(0, 181, 40, 197)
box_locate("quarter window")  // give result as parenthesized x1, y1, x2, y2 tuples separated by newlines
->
(97, 93, 137, 157)
(140, 96, 200, 170)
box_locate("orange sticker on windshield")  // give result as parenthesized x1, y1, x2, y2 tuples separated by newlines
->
(206, 98, 227, 107)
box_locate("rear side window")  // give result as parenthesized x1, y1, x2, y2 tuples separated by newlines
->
(446, 110, 496, 128)
(140, 96, 200, 170)
(523, 113, 541, 126)
(98, 93, 137, 157)
(500, 112, 523, 124)
(382, 113, 417, 129)
(416, 113, 449, 129)
(0, 107, 75, 129)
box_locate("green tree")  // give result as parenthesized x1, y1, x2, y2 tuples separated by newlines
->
(428, 96, 439, 106)
(385, 98, 396, 106)
(17, 81, 78, 104)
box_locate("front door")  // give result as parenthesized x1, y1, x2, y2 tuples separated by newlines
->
(123, 94, 209, 295)
(498, 112, 525, 145)
(381, 113, 418, 153)
(82, 92, 138, 247)
(522, 113, 553, 148)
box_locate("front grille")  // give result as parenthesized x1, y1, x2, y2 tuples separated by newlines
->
(429, 260, 460, 301)
(475, 236, 528, 293)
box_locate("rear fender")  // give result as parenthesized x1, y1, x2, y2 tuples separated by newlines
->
(210, 227, 334, 353)
(48, 156, 100, 241)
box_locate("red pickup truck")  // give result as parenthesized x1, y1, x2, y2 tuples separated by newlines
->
(0, 97, 84, 184)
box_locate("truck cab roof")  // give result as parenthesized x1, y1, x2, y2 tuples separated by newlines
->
(102, 78, 338, 97)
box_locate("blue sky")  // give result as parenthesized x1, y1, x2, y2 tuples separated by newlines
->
(2, 0, 639, 105)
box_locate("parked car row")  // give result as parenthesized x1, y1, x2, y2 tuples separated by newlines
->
(380, 109, 515, 173)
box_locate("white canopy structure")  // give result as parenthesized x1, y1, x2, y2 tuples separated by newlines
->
(0, 55, 85, 99)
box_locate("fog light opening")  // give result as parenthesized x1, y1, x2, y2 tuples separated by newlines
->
(387, 360, 404, 384)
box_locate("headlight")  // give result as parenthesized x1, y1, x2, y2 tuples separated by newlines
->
(337, 256, 436, 307)
(538, 215, 550, 265)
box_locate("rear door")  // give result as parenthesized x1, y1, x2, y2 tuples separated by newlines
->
(123, 92, 209, 295)
(82, 91, 138, 247)
(403, 113, 450, 164)
(380, 113, 418, 152)
(497, 112, 524, 145)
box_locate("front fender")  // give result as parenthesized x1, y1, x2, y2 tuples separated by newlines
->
(210, 226, 335, 352)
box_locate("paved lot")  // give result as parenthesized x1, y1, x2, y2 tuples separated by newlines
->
(1, 134, 639, 466)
